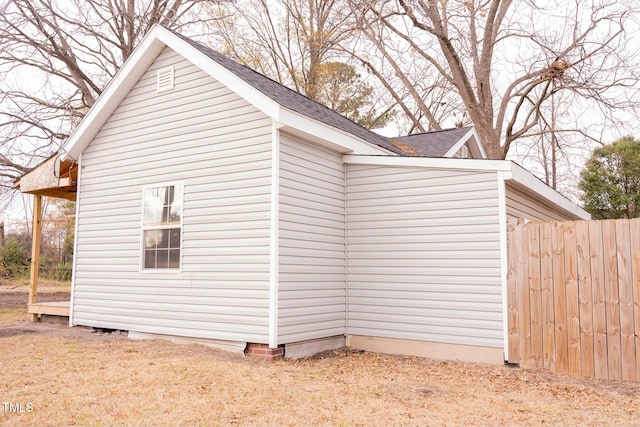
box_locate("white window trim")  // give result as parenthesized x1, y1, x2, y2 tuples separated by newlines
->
(140, 181, 184, 273)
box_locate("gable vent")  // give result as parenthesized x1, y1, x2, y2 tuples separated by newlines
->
(156, 66, 175, 93)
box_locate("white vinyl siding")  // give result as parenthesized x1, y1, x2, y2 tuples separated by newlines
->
(346, 164, 504, 348)
(277, 133, 346, 343)
(72, 47, 273, 343)
(506, 182, 576, 221)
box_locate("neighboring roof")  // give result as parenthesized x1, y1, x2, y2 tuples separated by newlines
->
(390, 126, 478, 157)
(169, 30, 406, 156)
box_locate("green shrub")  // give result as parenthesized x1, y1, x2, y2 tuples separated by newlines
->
(0, 239, 30, 278)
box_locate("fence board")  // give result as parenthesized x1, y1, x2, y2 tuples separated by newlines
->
(552, 221, 569, 374)
(541, 222, 556, 371)
(520, 223, 533, 368)
(528, 224, 543, 368)
(508, 219, 640, 382)
(575, 221, 594, 378)
(616, 220, 636, 381)
(507, 219, 521, 364)
(630, 219, 640, 378)
(589, 221, 608, 379)
(563, 222, 581, 376)
(603, 220, 622, 381)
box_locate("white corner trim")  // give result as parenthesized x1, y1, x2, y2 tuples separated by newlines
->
(268, 122, 280, 348)
(497, 171, 509, 361)
(68, 154, 82, 326)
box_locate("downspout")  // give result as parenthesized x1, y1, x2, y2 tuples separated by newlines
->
(268, 123, 282, 348)
(344, 162, 349, 341)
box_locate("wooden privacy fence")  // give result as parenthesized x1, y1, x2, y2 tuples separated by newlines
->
(507, 218, 640, 381)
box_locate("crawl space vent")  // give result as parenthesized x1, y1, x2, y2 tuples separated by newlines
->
(156, 66, 175, 93)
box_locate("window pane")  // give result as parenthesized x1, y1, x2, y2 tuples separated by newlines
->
(169, 249, 180, 268)
(158, 230, 169, 249)
(144, 249, 156, 269)
(156, 249, 169, 269)
(144, 230, 164, 249)
(169, 185, 183, 224)
(143, 187, 165, 226)
(143, 185, 181, 226)
(169, 229, 181, 249)
(143, 228, 181, 270)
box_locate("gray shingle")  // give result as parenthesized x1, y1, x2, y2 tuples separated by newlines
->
(390, 127, 473, 157)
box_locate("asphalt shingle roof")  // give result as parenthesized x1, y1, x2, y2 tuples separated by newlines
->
(390, 126, 473, 157)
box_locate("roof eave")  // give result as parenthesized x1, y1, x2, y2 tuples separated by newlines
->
(505, 162, 590, 220)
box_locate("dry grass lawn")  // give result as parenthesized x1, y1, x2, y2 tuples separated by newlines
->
(1, 286, 640, 426)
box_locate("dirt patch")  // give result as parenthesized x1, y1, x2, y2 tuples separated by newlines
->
(1, 286, 640, 426)
(0, 291, 69, 309)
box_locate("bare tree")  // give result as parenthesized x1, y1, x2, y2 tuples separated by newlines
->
(208, 0, 394, 128)
(0, 0, 210, 203)
(350, 0, 640, 159)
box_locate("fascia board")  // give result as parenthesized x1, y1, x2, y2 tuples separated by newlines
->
(277, 108, 396, 155)
(442, 127, 488, 159)
(343, 154, 512, 172)
(61, 27, 166, 161)
(508, 162, 591, 220)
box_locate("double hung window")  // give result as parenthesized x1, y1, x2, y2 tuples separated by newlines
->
(142, 183, 183, 270)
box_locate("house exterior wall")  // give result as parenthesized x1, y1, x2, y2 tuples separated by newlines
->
(506, 182, 576, 221)
(345, 164, 504, 350)
(72, 47, 273, 343)
(277, 132, 346, 344)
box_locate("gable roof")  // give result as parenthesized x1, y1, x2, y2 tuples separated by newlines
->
(390, 126, 486, 158)
(60, 25, 405, 161)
